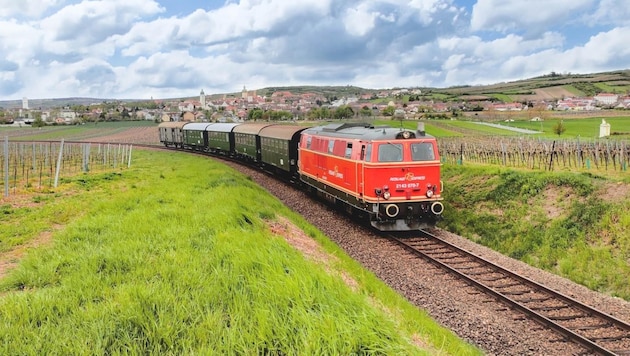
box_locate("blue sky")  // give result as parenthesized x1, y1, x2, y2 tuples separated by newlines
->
(0, 0, 628, 100)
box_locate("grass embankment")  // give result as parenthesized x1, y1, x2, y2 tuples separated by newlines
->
(0, 150, 479, 355)
(440, 164, 630, 300)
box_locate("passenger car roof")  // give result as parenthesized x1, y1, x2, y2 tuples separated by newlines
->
(233, 122, 273, 135)
(206, 123, 240, 133)
(259, 124, 307, 140)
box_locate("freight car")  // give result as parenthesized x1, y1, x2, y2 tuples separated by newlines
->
(158, 122, 186, 148)
(158, 121, 443, 231)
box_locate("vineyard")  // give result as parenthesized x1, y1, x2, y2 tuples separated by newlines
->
(1, 138, 133, 197)
(439, 137, 630, 172)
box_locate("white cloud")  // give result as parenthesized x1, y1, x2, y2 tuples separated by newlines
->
(589, 0, 630, 26)
(344, 5, 378, 36)
(471, 0, 594, 33)
(40, 0, 163, 46)
(0, 0, 628, 100)
(0, 0, 62, 19)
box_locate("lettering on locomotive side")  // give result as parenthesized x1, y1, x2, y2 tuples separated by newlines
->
(389, 172, 426, 182)
(390, 172, 426, 189)
(394, 182, 420, 189)
(327, 166, 344, 179)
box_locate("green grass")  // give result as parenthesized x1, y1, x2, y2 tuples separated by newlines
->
(424, 122, 464, 137)
(509, 116, 630, 139)
(0, 149, 479, 355)
(562, 84, 586, 97)
(435, 120, 525, 136)
(594, 82, 630, 94)
(487, 93, 512, 102)
(440, 164, 630, 300)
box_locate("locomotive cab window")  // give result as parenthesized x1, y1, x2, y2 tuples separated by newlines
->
(378, 143, 403, 162)
(411, 142, 435, 161)
(345, 142, 352, 158)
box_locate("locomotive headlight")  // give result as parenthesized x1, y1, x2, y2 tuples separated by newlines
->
(426, 184, 434, 198)
(383, 191, 391, 200)
(402, 131, 411, 139)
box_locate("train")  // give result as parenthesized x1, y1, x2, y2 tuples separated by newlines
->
(158, 121, 444, 231)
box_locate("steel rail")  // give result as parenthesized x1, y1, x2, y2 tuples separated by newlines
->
(389, 230, 630, 356)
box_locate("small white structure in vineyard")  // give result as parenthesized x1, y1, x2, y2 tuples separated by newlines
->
(599, 119, 611, 138)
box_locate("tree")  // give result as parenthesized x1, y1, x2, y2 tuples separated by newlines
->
(32, 112, 45, 128)
(382, 106, 395, 117)
(333, 105, 354, 120)
(359, 105, 373, 118)
(248, 108, 264, 121)
(532, 103, 548, 122)
(553, 120, 566, 136)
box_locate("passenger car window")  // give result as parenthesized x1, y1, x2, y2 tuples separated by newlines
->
(411, 142, 435, 161)
(378, 143, 403, 162)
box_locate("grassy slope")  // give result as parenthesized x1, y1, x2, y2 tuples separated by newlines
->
(440, 164, 630, 300)
(0, 149, 479, 355)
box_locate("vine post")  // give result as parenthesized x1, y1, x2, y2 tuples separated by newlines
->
(4, 136, 8, 197)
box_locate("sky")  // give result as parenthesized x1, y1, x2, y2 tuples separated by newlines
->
(0, 0, 629, 101)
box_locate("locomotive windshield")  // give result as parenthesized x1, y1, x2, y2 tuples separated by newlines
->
(378, 143, 403, 162)
(411, 142, 435, 161)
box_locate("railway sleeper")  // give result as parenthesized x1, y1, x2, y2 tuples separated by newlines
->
(480, 275, 510, 283)
(491, 281, 522, 288)
(500, 290, 531, 296)
(520, 296, 553, 303)
(530, 305, 571, 312)
(589, 335, 628, 342)
(573, 322, 614, 331)
(548, 314, 587, 321)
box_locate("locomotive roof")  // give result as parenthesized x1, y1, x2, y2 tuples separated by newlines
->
(233, 122, 273, 135)
(303, 123, 434, 141)
(259, 124, 308, 140)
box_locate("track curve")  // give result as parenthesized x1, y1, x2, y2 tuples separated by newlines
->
(389, 230, 630, 355)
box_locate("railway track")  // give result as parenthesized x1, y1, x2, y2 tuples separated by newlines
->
(389, 230, 630, 356)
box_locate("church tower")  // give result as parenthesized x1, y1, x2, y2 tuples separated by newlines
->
(200, 89, 206, 109)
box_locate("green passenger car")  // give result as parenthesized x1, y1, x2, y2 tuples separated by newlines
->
(182, 123, 213, 150)
(233, 123, 272, 162)
(207, 123, 240, 153)
(259, 125, 307, 174)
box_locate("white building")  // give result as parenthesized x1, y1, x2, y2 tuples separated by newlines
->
(594, 93, 619, 106)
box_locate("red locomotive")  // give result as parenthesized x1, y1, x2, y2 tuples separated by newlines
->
(298, 123, 443, 231)
(159, 121, 443, 231)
